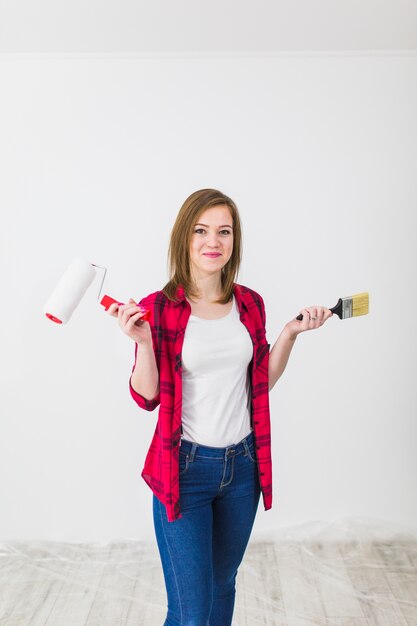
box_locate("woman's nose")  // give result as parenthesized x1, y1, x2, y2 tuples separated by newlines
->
(207, 234, 220, 246)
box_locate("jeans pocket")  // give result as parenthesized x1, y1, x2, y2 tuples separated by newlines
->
(179, 451, 190, 476)
(245, 446, 257, 464)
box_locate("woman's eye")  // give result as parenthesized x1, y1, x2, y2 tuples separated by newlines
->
(194, 229, 231, 235)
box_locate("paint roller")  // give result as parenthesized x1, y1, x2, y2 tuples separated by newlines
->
(43, 257, 151, 325)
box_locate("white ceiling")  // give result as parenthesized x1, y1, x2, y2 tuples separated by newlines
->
(0, 0, 416, 54)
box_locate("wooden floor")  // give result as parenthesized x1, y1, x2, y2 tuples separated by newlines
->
(0, 534, 416, 625)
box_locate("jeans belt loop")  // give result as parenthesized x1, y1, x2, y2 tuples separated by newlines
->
(243, 438, 250, 456)
(189, 442, 198, 462)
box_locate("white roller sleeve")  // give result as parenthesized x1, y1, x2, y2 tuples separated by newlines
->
(43, 257, 97, 324)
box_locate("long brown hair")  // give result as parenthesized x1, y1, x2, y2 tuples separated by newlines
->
(161, 189, 243, 305)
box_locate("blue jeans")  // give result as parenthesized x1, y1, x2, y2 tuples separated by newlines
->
(153, 430, 261, 626)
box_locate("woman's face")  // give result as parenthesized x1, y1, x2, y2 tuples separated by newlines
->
(189, 205, 234, 280)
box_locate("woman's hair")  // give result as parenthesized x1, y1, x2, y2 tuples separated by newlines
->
(161, 188, 243, 305)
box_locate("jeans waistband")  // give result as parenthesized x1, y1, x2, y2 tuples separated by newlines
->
(179, 430, 254, 460)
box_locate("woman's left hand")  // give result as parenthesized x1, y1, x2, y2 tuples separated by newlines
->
(284, 306, 333, 340)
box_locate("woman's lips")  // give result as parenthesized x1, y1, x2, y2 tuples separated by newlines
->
(203, 253, 221, 258)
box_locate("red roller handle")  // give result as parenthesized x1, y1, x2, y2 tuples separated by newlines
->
(100, 294, 151, 322)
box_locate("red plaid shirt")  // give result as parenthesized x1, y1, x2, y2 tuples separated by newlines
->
(129, 282, 272, 522)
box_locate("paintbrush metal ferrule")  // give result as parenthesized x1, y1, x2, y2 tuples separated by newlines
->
(341, 296, 353, 319)
(330, 292, 369, 319)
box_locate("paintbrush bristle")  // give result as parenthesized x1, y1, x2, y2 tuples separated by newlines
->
(351, 292, 369, 317)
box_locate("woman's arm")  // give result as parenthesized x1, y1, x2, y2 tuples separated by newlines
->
(268, 327, 297, 392)
(268, 304, 333, 392)
(131, 341, 160, 401)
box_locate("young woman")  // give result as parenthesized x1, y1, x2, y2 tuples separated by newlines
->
(107, 188, 332, 626)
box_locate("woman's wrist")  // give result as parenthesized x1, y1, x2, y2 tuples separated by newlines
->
(282, 324, 298, 342)
(135, 336, 153, 349)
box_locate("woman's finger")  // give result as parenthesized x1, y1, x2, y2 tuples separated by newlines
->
(126, 310, 146, 328)
(318, 307, 333, 322)
(300, 309, 312, 325)
(305, 308, 317, 321)
(316, 308, 327, 323)
(119, 301, 140, 319)
(313, 307, 332, 325)
(121, 307, 140, 326)
(303, 307, 321, 328)
(295, 306, 333, 334)
(107, 302, 120, 316)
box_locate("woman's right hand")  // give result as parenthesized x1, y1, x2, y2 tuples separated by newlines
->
(107, 298, 152, 345)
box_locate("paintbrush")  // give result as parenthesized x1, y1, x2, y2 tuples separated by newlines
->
(296, 292, 369, 321)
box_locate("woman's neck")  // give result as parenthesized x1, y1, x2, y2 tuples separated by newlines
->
(190, 275, 224, 303)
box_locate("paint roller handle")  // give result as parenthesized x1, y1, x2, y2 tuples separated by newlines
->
(100, 295, 151, 322)
(103, 295, 153, 345)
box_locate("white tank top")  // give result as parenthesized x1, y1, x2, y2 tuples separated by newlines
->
(181, 294, 254, 447)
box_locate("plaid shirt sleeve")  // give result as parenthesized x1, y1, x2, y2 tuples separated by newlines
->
(258, 292, 267, 332)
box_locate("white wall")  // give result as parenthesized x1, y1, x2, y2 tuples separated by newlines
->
(1, 52, 416, 542)
(1, 0, 417, 52)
